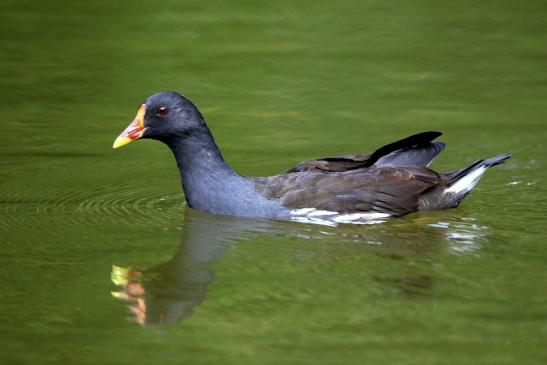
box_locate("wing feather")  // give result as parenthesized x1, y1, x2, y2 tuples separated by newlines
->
(257, 167, 442, 216)
(285, 131, 444, 173)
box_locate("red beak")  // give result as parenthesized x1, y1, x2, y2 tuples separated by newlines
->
(113, 104, 147, 149)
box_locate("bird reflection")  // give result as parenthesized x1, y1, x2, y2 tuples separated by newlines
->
(111, 209, 272, 325)
(111, 208, 489, 325)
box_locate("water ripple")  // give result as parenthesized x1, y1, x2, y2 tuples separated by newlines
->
(1, 177, 185, 234)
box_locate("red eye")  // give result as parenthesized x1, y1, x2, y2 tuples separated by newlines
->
(157, 106, 169, 116)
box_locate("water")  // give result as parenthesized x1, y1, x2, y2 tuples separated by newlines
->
(1, 1, 546, 364)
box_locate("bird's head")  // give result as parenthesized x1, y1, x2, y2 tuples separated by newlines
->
(113, 91, 205, 148)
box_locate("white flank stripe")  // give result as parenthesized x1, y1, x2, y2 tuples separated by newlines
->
(289, 208, 391, 226)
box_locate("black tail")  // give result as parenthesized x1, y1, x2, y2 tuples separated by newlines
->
(483, 153, 512, 167)
(446, 153, 512, 187)
(419, 153, 512, 210)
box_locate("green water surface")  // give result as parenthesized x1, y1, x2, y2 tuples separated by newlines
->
(1, 1, 546, 364)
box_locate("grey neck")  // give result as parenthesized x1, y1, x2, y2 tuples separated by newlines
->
(163, 127, 286, 219)
(165, 128, 243, 209)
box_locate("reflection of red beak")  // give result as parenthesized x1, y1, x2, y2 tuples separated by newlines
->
(113, 104, 147, 148)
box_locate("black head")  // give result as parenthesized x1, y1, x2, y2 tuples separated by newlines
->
(142, 92, 206, 140)
(113, 91, 206, 148)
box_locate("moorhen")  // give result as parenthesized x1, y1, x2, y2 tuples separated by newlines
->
(113, 92, 511, 224)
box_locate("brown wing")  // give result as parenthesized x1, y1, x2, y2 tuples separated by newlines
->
(285, 131, 443, 173)
(285, 153, 373, 173)
(257, 167, 441, 216)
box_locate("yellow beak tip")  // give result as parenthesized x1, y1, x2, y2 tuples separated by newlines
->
(113, 137, 132, 149)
